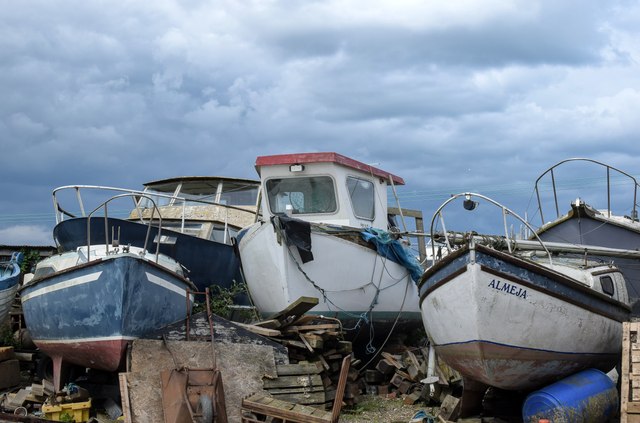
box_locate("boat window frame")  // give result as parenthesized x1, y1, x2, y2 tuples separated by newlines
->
(345, 175, 376, 221)
(264, 175, 339, 216)
(599, 275, 615, 296)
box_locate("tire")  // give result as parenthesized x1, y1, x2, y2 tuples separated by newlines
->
(197, 395, 213, 423)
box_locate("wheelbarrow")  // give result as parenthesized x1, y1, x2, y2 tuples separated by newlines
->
(161, 367, 227, 423)
(160, 287, 228, 423)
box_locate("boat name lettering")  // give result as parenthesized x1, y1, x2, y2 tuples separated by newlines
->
(488, 279, 527, 299)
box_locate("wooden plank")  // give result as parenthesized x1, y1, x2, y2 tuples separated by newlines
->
(235, 322, 282, 337)
(623, 321, 634, 421)
(242, 393, 331, 423)
(266, 297, 320, 327)
(281, 339, 308, 350)
(263, 375, 323, 390)
(272, 392, 327, 405)
(330, 354, 352, 422)
(252, 319, 282, 329)
(284, 324, 340, 333)
(266, 386, 326, 396)
(302, 333, 324, 349)
(381, 352, 403, 369)
(299, 333, 315, 353)
(276, 363, 323, 376)
(119, 373, 132, 423)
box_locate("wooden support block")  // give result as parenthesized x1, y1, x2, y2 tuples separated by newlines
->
(0, 346, 15, 362)
(403, 390, 422, 405)
(398, 380, 413, 394)
(381, 352, 403, 369)
(390, 373, 405, 388)
(31, 383, 44, 397)
(5, 389, 28, 412)
(43, 379, 55, 396)
(437, 394, 461, 421)
(407, 365, 423, 381)
(14, 352, 34, 362)
(376, 359, 397, 376)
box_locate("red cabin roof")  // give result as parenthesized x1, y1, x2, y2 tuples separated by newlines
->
(255, 152, 405, 185)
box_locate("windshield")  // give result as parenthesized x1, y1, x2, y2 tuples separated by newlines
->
(266, 176, 337, 215)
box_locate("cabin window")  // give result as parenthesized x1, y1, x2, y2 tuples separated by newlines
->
(346, 177, 375, 220)
(600, 275, 615, 296)
(266, 177, 337, 215)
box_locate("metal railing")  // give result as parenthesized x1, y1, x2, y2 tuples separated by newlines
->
(533, 158, 640, 225)
(86, 193, 162, 263)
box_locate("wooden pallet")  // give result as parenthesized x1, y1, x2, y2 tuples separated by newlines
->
(241, 354, 351, 423)
(622, 322, 640, 422)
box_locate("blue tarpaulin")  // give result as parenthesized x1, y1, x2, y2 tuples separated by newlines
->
(360, 228, 423, 283)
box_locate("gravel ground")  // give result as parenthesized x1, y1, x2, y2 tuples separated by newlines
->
(340, 397, 438, 423)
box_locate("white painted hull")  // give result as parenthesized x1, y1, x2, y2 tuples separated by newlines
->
(419, 246, 628, 390)
(239, 221, 421, 324)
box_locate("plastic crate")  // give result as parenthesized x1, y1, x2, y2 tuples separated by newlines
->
(42, 399, 91, 422)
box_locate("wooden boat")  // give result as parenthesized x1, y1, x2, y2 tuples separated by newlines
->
(20, 196, 195, 391)
(530, 158, 640, 314)
(50, 176, 259, 293)
(420, 193, 632, 394)
(237, 152, 423, 334)
(0, 252, 23, 326)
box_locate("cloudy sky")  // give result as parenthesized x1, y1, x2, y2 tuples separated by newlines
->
(2, 0, 640, 246)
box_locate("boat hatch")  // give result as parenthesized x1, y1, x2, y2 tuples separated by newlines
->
(266, 176, 337, 215)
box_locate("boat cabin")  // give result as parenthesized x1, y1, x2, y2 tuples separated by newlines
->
(132, 176, 260, 242)
(255, 152, 404, 229)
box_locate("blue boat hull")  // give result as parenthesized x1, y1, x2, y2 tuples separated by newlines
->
(21, 254, 191, 371)
(54, 217, 246, 296)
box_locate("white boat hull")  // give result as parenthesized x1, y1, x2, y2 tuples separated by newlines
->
(419, 244, 628, 390)
(239, 221, 421, 325)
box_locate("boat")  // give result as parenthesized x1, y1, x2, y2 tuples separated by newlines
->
(419, 193, 632, 396)
(0, 252, 23, 327)
(20, 195, 196, 391)
(50, 176, 259, 294)
(530, 158, 640, 314)
(236, 152, 423, 337)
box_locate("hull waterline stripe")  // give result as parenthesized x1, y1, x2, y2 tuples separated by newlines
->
(21, 272, 102, 302)
(34, 335, 137, 344)
(145, 272, 189, 298)
(436, 339, 617, 356)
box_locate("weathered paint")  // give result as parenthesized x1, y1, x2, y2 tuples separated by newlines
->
(54, 217, 244, 294)
(238, 220, 422, 326)
(0, 255, 21, 325)
(420, 244, 629, 391)
(21, 254, 191, 371)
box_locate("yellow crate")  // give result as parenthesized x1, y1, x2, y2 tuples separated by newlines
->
(42, 399, 91, 422)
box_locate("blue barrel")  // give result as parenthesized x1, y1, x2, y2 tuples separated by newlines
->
(522, 368, 618, 423)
